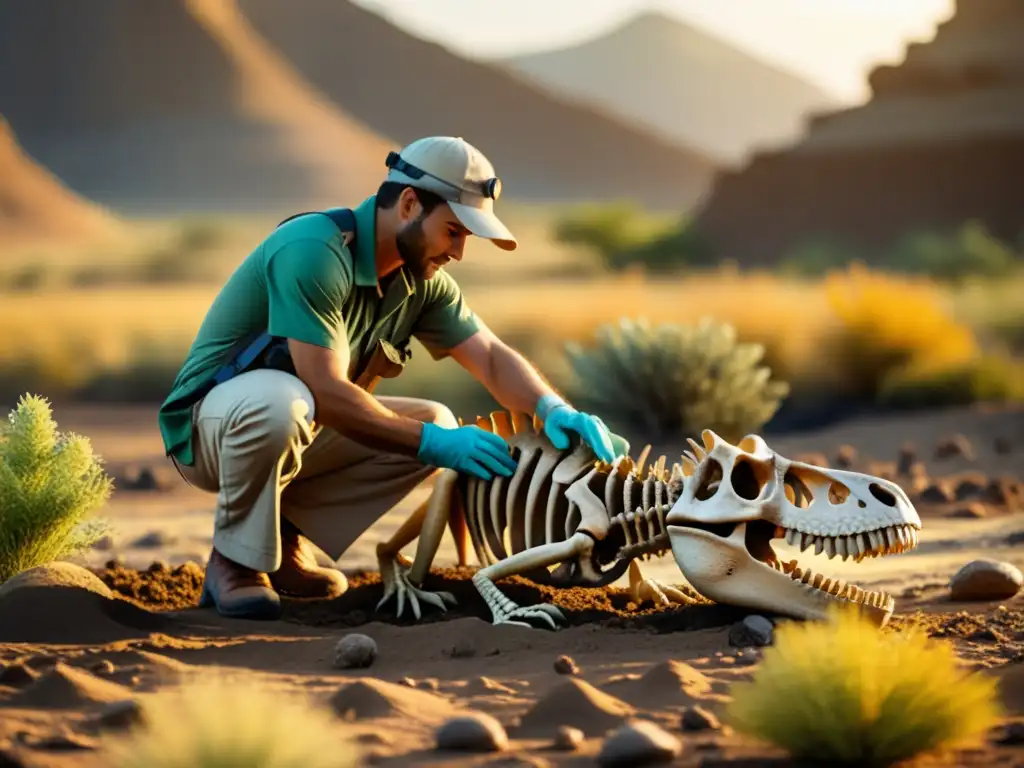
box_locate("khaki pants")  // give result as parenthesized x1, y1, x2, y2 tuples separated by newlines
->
(172, 368, 456, 573)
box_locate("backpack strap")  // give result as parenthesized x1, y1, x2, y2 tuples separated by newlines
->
(163, 208, 356, 419)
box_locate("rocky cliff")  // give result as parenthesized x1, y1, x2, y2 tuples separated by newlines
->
(690, 0, 1024, 266)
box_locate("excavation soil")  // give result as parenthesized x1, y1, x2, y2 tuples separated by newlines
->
(1, 403, 1023, 767)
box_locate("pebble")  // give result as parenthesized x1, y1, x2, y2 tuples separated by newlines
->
(597, 719, 681, 765)
(435, 712, 508, 752)
(553, 655, 579, 675)
(949, 560, 1023, 601)
(333, 633, 377, 669)
(551, 725, 584, 750)
(681, 705, 720, 731)
(728, 615, 774, 647)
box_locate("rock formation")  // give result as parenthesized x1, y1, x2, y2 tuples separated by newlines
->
(0, 116, 122, 248)
(0, 0, 396, 216)
(689, 0, 1024, 266)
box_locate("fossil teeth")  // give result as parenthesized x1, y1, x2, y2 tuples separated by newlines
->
(824, 537, 837, 559)
(785, 529, 799, 547)
(814, 536, 825, 556)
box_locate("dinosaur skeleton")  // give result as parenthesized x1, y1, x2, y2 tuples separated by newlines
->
(374, 410, 922, 629)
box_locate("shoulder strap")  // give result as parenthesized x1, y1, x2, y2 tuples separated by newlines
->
(277, 207, 357, 247)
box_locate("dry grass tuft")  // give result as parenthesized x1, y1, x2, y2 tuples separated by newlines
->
(102, 673, 359, 768)
(725, 606, 1004, 767)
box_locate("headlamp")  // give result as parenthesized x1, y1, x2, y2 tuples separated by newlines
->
(386, 151, 502, 201)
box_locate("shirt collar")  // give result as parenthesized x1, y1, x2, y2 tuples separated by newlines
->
(351, 194, 416, 299)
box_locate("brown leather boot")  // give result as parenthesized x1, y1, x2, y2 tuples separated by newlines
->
(268, 519, 348, 599)
(199, 549, 282, 620)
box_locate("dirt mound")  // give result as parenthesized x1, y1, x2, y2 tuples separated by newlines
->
(1, 662, 133, 710)
(689, 0, 1024, 264)
(99, 559, 205, 611)
(0, 117, 122, 248)
(93, 561, 753, 631)
(0, 0, 395, 215)
(513, 677, 635, 738)
(328, 677, 458, 725)
(235, 0, 717, 211)
(601, 659, 725, 710)
(0, 583, 180, 644)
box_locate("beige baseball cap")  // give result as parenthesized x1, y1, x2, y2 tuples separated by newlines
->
(385, 136, 517, 251)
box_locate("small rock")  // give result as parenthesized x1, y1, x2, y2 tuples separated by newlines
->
(728, 615, 773, 647)
(993, 722, 1024, 745)
(90, 660, 116, 676)
(333, 634, 377, 669)
(953, 474, 988, 501)
(834, 445, 857, 469)
(597, 719, 681, 765)
(681, 705, 720, 731)
(896, 443, 917, 476)
(449, 639, 476, 659)
(553, 655, 579, 675)
(416, 678, 440, 691)
(435, 712, 508, 753)
(993, 437, 1013, 455)
(1007, 531, 1024, 547)
(917, 482, 954, 504)
(132, 531, 176, 549)
(91, 535, 115, 551)
(935, 434, 973, 460)
(951, 503, 987, 519)
(551, 725, 584, 751)
(950, 560, 1023, 602)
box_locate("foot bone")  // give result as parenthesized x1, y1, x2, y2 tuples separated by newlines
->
(471, 572, 567, 630)
(375, 553, 457, 620)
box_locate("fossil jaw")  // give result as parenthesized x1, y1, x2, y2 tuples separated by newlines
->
(665, 516, 920, 626)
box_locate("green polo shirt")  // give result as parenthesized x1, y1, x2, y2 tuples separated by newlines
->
(157, 194, 484, 466)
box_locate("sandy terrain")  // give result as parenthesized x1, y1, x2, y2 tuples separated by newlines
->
(0, 402, 1022, 766)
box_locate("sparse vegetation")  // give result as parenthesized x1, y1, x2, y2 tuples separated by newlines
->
(0, 209, 1020, 426)
(560, 316, 790, 444)
(813, 264, 983, 403)
(0, 394, 113, 583)
(101, 673, 359, 768)
(725, 606, 1004, 767)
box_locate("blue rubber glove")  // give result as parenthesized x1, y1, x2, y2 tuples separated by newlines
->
(535, 394, 625, 463)
(417, 422, 517, 481)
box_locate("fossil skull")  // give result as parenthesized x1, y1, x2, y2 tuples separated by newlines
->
(664, 429, 921, 627)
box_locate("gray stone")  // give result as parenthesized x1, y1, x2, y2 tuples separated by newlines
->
(597, 719, 681, 765)
(949, 560, 1023, 601)
(435, 712, 508, 752)
(728, 615, 774, 647)
(333, 634, 377, 669)
(551, 725, 584, 750)
(681, 705, 720, 731)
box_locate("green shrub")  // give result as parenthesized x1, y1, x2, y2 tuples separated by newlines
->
(726, 606, 1003, 766)
(887, 220, 1019, 282)
(0, 394, 113, 583)
(816, 266, 980, 403)
(877, 353, 1024, 409)
(560, 317, 789, 444)
(550, 203, 698, 273)
(102, 673, 359, 768)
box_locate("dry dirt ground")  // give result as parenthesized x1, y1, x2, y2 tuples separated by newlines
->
(0, 402, 1023, 766)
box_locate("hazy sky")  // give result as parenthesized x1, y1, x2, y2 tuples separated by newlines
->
(351, 0, 956, 102)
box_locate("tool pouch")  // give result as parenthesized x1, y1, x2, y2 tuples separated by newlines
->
(352, 339, 409, 394)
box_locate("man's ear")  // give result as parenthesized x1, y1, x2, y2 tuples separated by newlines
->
(398, 187, 423, 223)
